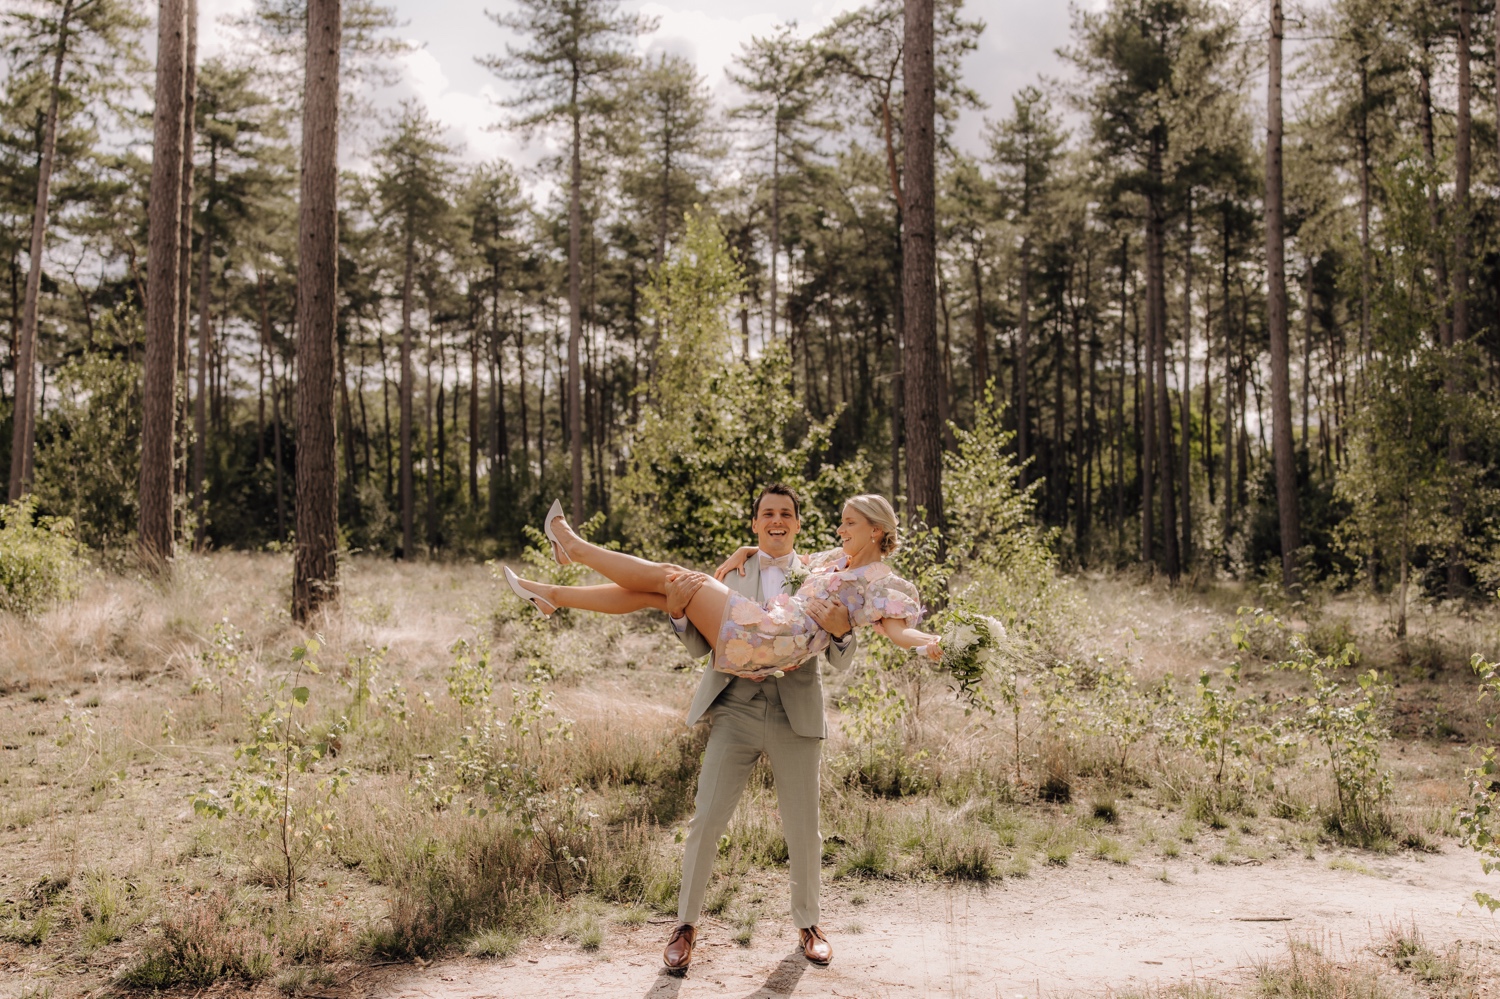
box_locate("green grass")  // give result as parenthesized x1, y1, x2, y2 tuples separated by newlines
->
(464, 928, 520, 958)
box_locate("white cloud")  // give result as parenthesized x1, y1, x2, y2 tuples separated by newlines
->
(394, 46, 519, 162)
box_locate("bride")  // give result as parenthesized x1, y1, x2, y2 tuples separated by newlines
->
(505, 493, 943, 679)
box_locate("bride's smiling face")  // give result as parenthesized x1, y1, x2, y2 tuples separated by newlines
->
(836, 506, 885, 559)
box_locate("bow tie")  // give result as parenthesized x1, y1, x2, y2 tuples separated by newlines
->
(759, 552, 796, 571)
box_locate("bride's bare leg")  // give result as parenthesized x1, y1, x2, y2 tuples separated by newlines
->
(522, 581, 666, 615)
(548, 513, 672, 594)
(520, 573, 732, 654)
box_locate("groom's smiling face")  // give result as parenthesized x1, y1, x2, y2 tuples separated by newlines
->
(752, 494, 800, 558)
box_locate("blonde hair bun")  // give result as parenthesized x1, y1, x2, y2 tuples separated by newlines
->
(843, 494, 900, 555)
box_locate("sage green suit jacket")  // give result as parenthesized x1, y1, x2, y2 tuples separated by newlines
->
(675, 555, 857, 739)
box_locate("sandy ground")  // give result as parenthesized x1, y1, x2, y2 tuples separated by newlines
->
(366, 847, 1500, 999)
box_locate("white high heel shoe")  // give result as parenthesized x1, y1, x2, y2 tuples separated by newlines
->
(543, 499, 573, 565)
(504, 565, 557, 617)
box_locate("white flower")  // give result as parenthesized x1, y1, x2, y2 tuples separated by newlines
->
(949, 624, 979, 651)
(978, 615, 1007, 641)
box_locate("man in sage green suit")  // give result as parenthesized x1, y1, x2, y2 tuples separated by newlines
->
(659, 484, 856, 972)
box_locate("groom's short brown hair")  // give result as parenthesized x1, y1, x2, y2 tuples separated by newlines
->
(752, 483, 801, 521)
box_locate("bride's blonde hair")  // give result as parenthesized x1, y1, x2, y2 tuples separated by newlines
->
(844, 494, 900, 555)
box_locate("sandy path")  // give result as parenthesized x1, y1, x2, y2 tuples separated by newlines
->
(368, 848, 1500, 999)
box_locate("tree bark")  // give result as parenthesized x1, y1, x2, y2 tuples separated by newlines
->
(901, 0, 943, 545)
(1448, 0, 1472, 595)
(1417, 51, 1450, 349)
(292, 0, 341, 622)
(1148, 154, 1178, 581)
(568, 93, 584, 523)
(174, 0, 198, 535)
(1265, 0, 1301, 590)
(1018, 237, 1032, 484)
(8, 0, 75, 500)
(140, 0, 189, 566)
(969, 246, 989, 398)
(1180, 188, 1194, 569)
(398, 231, 414, 558)
(192, 144, 216, 550)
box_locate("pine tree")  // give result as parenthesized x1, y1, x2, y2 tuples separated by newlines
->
(1265, 0, 1301, 589)
(292, 0, 340, 620)
(372, 103, 452, 559)
(482, 0, 650, 525)
(140, 0, 189, 565)
(902, 0, 944, 543)
(5, 0, 143, 499)
(728, 24, 821, 341)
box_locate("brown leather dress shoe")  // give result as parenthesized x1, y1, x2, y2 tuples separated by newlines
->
(663, 923, 696, 972)
(799, 925, 832, 964)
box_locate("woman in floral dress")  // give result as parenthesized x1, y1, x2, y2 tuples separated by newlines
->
(504, 494, 943, 676)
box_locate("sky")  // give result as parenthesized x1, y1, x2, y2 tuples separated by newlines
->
(199, 0, 1085, 172)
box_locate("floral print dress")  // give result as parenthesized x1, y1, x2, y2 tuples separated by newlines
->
(714, 548, 924, 681)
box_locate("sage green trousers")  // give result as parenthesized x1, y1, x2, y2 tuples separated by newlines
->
(677, 676, 823, 929)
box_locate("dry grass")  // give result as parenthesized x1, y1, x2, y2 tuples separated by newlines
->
(0, 553, 1493, 996)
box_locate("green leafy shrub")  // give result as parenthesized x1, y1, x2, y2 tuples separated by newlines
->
(0, 497, 88, 616)
(1275, 640, 1393, 844)
(1459, 654, 1500, 911)
(191, 640, 351, 902)
(32, 309, 141, 549)
(617, 213, 867, 564)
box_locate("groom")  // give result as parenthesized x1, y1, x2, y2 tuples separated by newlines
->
(659, 483, 856, 972)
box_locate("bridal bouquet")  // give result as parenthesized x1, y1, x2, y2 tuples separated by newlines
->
(926, 611, 1008, 704)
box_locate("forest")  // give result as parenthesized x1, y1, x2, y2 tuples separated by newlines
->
(5, 2, 1500, 994)
(1, 0, 1497, 618)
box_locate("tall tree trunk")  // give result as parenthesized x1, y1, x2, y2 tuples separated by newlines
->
(770, 123, 780, 340)
(1448, 0, 1472, 595)
(1149, 163, 1178, 582)
(1114, 236, 1128, 552)
(901, 0, 942, 544)
(378, 327, 392, 499)
(1417, 52, 1451, 348)
(174, 0, 198, 538)
(1356, 60, 1372, 364)
(339, 331, 356, 501)
(291, 0, 341, 619)
(1301, 256, 1312, 447)
(1221, 203, 1235, 551)
(424, 342, 436, 549)
(969, 246, 989, 399)
(469, 328, 480, 505)
(1265, 0, 1301, 590)
(567, 95, 584, 523)
(1180, 189, 1194, 570)
(192, 148, 216, 550)
(398, 231, 414, 558)
(140, 0, 189, 565)
(1018, 238, 1032, 483)
(8, 0, 75, 500)
(1143, 149, 1167, 575)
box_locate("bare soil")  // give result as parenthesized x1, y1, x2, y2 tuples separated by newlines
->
(367, 847, 1500, 999)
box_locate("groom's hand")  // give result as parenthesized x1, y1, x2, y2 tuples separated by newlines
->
(807, 598, 851, 639)
(665, 570, 708, 619)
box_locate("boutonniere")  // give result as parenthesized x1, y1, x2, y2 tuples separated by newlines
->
(784, 563, 809, 591)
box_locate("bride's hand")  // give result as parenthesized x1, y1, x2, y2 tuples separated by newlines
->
(714, 546, 760, 581)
